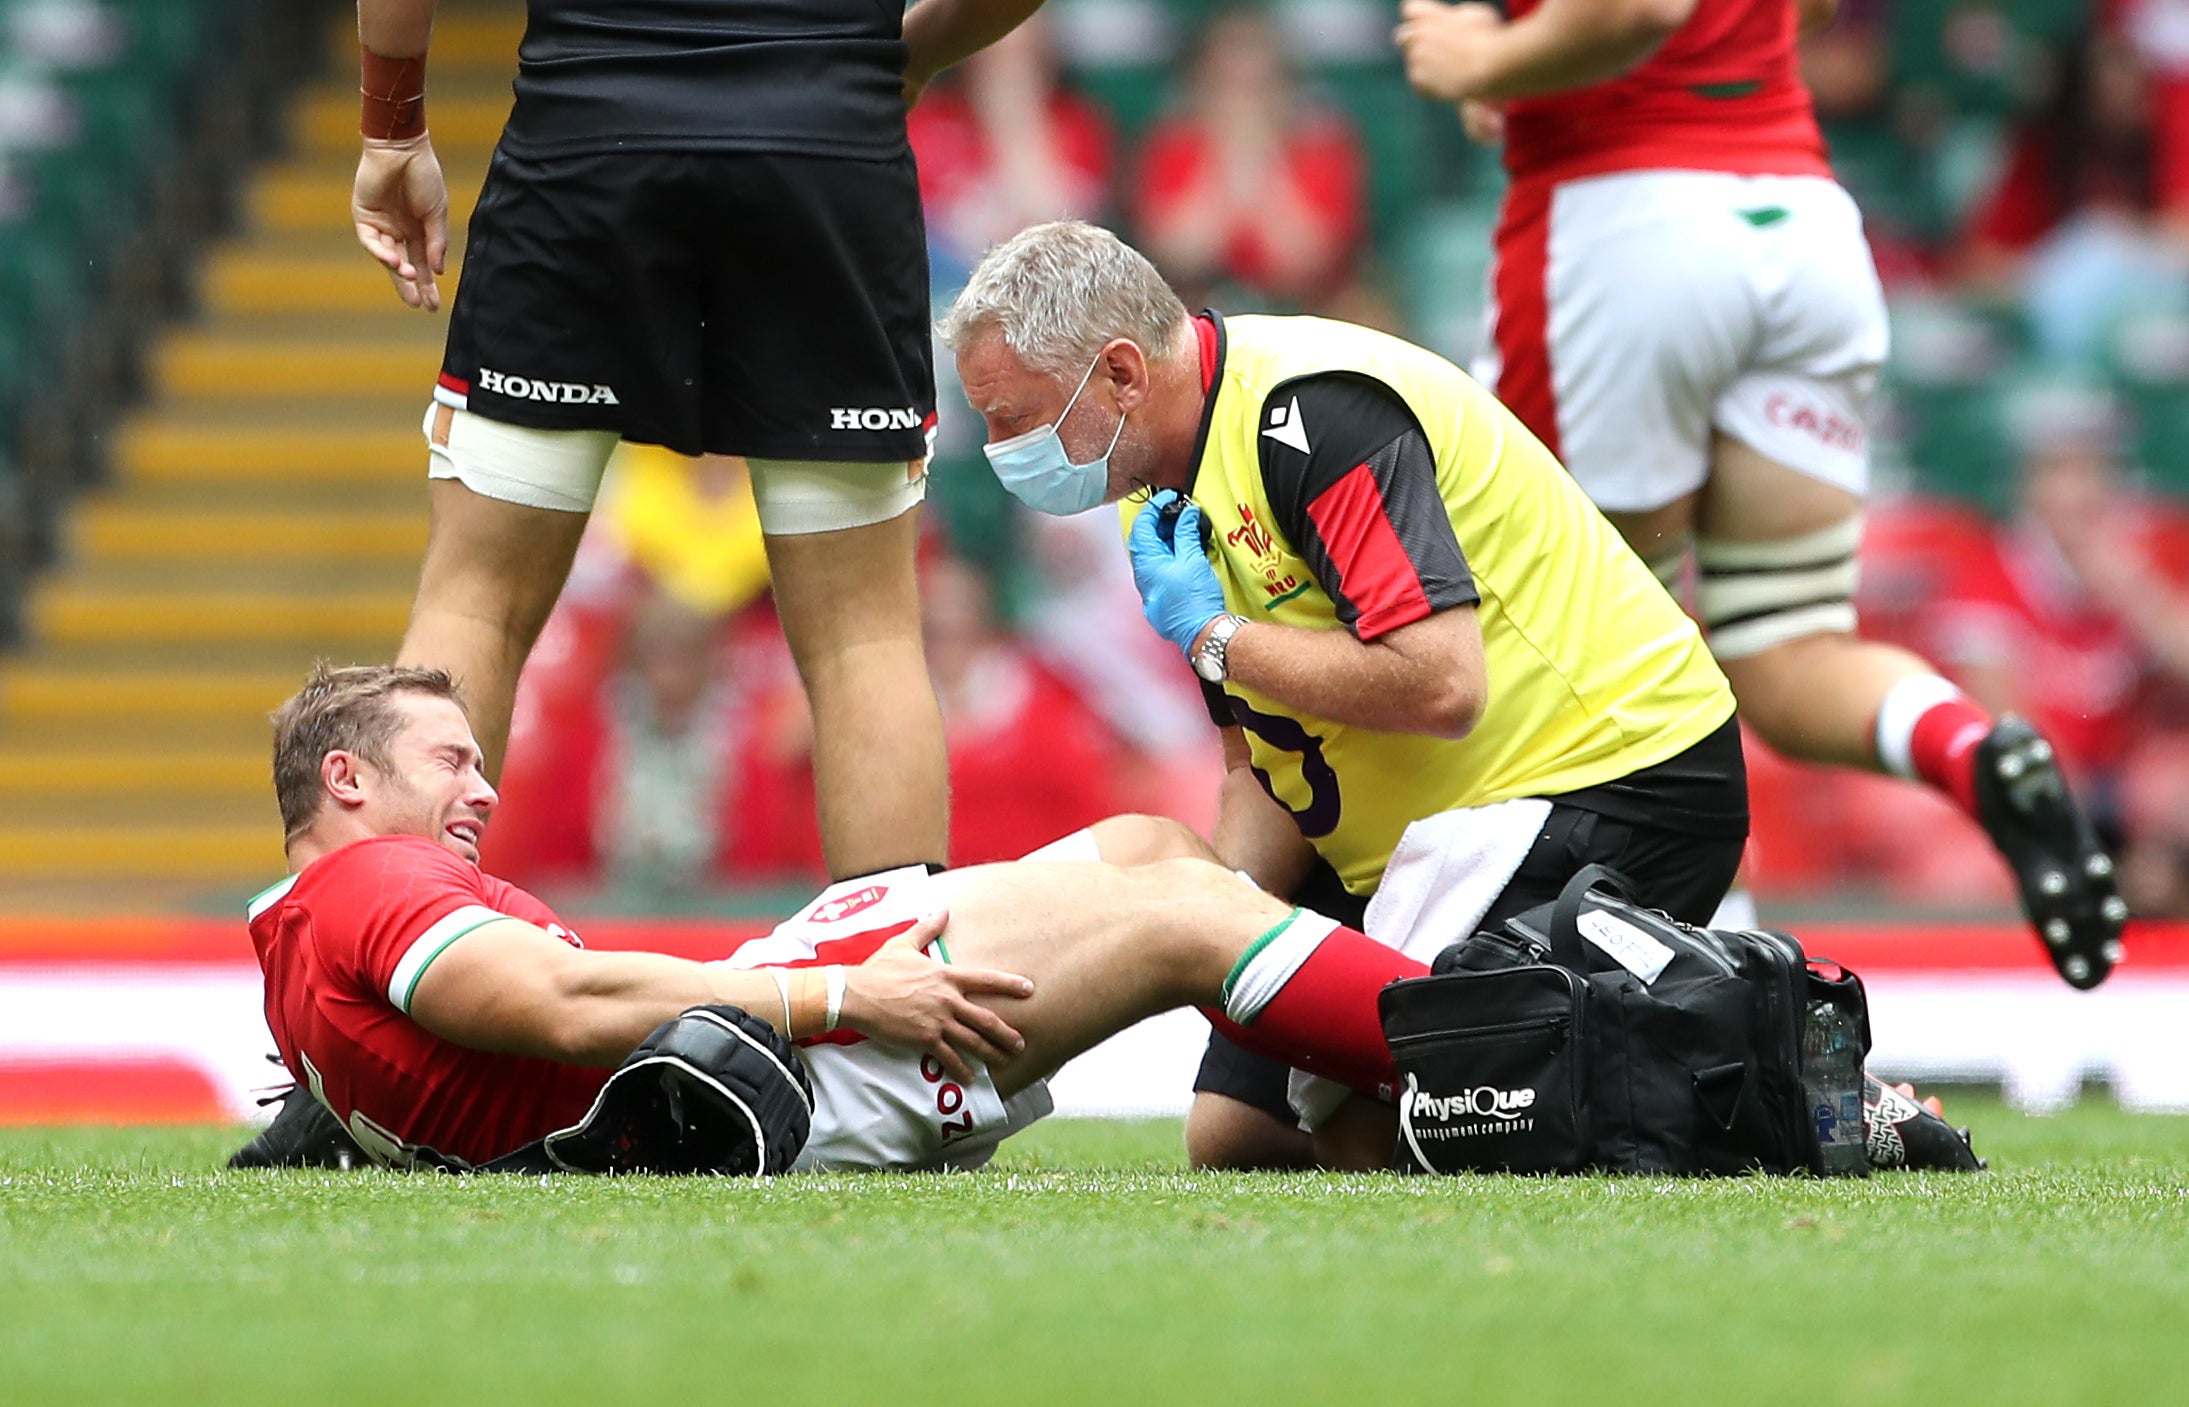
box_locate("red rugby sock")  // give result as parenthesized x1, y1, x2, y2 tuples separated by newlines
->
(1906, 695, 1992, 816)
(1207, 919, 1423, 1099)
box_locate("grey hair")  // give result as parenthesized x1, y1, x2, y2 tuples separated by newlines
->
(937, 220, 1191, 378)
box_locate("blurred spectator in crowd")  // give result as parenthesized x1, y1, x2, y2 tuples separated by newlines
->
(2123, 0, 2189, 234)
(1133, 7, 1368, 312)
(602, 448, 772, 618)
(1929, 405, 2189, 844)
(483, 584, 829, 897)
(909, 14, 1115, 288)
(2119, 732, 2189, 916)
(481, 449, 828, 895)
(921, 549, 1133, 864)
(594, 592, 737, 896)
(593, 590, 827, 897)
(1960, 25, 2189, 361)
(1799, 0, 1940, 289)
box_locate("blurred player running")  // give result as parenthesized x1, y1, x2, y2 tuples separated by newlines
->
(1395, 0, 2128, 987)
(348, 0, 1046, 885)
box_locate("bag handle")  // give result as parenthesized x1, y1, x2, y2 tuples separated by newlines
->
(1545, 863, 1637, 970)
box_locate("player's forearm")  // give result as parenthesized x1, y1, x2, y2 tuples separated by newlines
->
(536, 953, 778, 1065)
(358, 0, 436, 58)
(1215, 618, 1485, 739)
(1795, 0, 1839, 36)
(1469, 0, 1695, 100)
(420, 947, 807, 1067)
(901, 0, 1046, 86)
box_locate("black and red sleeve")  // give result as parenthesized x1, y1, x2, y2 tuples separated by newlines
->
(1257, 372, 1477, 640)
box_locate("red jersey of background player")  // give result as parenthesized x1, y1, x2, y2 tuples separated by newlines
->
(1499, 0, 1830, 187)
(248, 834, 613, 1168)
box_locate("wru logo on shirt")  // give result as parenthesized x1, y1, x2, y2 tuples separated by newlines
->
(478, 367, 620, 405)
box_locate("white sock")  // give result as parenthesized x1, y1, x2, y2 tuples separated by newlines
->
(1222, 909, 1340, 1025)
(1873, 673, 1966, 780)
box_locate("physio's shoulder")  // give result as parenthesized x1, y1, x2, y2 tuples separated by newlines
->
(1262, 371, 1420, 450)
(1252, 370, 1426, 514)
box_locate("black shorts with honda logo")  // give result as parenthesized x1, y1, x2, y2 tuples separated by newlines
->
(437, 147, 935, 462)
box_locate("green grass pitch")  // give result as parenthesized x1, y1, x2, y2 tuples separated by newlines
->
(3, 1097, 2186, 1407)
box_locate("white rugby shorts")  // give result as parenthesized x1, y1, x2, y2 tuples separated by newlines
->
(718, 866, 1052, 1172)
(1477, 170, 1890, 512)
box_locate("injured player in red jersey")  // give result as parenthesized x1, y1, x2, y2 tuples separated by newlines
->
(241, 663, 1426, 1173)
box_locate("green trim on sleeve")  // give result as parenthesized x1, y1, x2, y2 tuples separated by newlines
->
(397, 916, 503, 1012)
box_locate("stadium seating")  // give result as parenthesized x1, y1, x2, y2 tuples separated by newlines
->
(0, 0, 519, 905)
(0, 0, 2181, 912)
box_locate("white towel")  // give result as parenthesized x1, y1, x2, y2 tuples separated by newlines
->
(1289, 795, 1554, 1131)
(1362, 796, 1555, 963)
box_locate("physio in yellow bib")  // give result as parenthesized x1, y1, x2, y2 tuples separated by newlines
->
(942, 221, 1748, 1168)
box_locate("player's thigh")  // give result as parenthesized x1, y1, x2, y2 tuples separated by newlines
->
(1700, 435, 1866, 541)
(439, 149, 707, 454)
(758, 499, 925, 661)
(933, 859, 1290, 1097)
(412, 419, 604, 627)
(699, 151, 935, 464)
(1536, 172, 1758, 514)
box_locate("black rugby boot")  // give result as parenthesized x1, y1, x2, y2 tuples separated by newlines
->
(1863, 1074, 1984, 1172)
(228, 1084, 366, 1169)
(1973, 716, 2127, 990)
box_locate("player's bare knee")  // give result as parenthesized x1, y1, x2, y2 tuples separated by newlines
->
(1087, 814, 1217, 866)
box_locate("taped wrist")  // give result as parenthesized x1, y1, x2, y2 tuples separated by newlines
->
(360, 45, 427, 141)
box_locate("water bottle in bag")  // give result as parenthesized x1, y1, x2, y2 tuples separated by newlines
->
(1802, 998, 1869, 1176)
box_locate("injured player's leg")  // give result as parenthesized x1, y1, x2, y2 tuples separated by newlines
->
(921, 858, 1424, 1104)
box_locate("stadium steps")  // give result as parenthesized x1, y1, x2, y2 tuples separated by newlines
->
(154, 333, 444, 401)
(0, 0, 523, 908)
(72, 508, 426, 564)
(0, 749, 265, 802)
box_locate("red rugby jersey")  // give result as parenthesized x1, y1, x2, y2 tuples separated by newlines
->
(247, 834, 613, 1168)
(248, 838, 929, 1168)
(1499, 0, 1830, 187)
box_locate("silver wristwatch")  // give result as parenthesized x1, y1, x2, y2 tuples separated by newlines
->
(1192, 613, 1249, 682)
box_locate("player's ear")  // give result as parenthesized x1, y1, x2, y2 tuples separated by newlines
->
(322, 750, 369, 809)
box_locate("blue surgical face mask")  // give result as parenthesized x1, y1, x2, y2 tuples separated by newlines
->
(982, 354, 1127, 517)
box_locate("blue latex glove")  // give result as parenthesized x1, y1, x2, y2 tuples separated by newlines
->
(1128, 491, 1228, 657)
